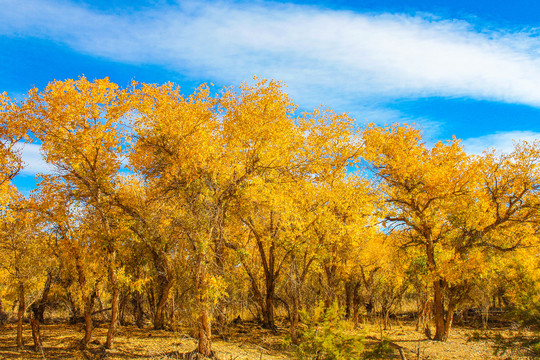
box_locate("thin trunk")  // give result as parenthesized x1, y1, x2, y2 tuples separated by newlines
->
(213, 207, 227, 331)
(290, 293, 300, 344)
(195, 253, 213, 357)
(118, 291, 127, 326)
(106, 252, 119, 349)
(16, 283, 25, 349)
(288, 256, 301, 344)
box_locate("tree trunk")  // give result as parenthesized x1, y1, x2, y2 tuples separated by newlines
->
(345, 280, 353, 319)
(262, 292, 275, 330)
(213, 208, 227, 332)
(133, 291, 145, 328)
(0, 297, 7, 325)
(16, 283, 25, 349)
(426, 238, 452, 341)
(35, 272, 52, 323)
(106, 254, 119, 349)
(444, 301, 456, 340)
(119, 291, 128, 326)
(433, 280, 447, 340)
(152, 251, 173, 330)
(195, 253, 213, 357)
(29, 306, 42, 352)
(290, 293, 300, 344)
(153, 277, 173, 330)
(324, 264, 337, 307)
(80, 291, 96, 350)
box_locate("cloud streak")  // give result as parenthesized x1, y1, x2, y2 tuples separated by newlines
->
(2, 0, 540, 113)
(462, 131, 540, 155)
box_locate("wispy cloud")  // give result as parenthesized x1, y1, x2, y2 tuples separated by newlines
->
(15, 143, 52, 175)
(462, 131, 540, 155)
(3, 0, 540, 115)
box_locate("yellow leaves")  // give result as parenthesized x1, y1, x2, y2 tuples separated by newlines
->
(204, 275, 229, 305)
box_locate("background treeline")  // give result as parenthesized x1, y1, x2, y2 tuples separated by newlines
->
(0, 78, 538, 357)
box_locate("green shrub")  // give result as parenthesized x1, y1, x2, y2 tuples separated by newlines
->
(363, 337, 394, 359)
(292, 301, 364, 360)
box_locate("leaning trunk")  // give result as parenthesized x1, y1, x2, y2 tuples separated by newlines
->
(35, 272, 52, 323)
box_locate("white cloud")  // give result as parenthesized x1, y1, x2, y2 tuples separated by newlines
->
(2, 0, 540, 113)
(14, 143, 53, 176)
(461, 131, 540, 155)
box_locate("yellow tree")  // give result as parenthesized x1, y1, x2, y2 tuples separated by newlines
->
(0, 191, 50, 351)
(223, 103, 357, 335)
(0, 93, 29, 187)
(0, 92, 35, 349)
(362, 124, 474, 341)
(130, 78, 355, 356)
(113, 174, 189, 330)
(363, 124, 540, 340)
(29, 77, 131, 349)
(36, 177, 105, 349)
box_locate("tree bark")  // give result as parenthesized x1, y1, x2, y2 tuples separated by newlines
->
(263, 289, 275, 330)
(106, 252, 119, 349)
(213, 207, 228, 332)
(290, 292, 300, 344)
(133, 291, 145, 328)
(152, 251, 173, 330)
(29, 306, 42, 352)
(16, 283, 25, 349)
(80, 291, 96, 349)
(345, 280, 353, 319)
(433, 279, 447, 340)
(426, 237, 453, 341)
(444, 301, 456, 340)
(35, 272, 52, 323)
(0, 297, 7, 325)
(195, 253, 213, 357)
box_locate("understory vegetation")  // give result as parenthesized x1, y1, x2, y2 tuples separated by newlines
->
(0, 77, 538, 358)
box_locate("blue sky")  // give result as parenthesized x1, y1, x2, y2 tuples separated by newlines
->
(3, 0, 540, 192)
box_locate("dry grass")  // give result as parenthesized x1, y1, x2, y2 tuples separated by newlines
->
(0, 319, 534, 360)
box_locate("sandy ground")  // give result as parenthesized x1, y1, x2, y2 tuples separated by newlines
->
(0, 321, 533, 359)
